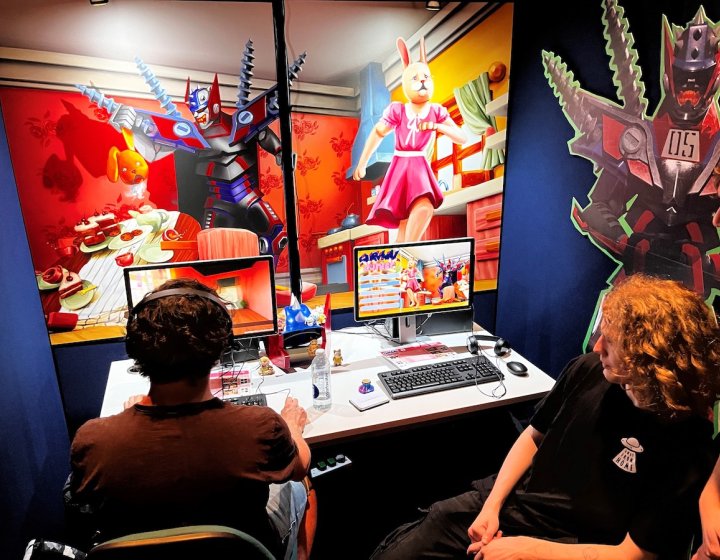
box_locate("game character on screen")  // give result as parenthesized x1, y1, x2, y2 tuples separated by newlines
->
(65, 278, 315, 559)
(371, 274, 720, 560)
(352, 37, 466, 242)
(399, 266, 419, 308)
(437, 257, 467, 303)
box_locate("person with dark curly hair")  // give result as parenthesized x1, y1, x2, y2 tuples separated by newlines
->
(66, 278, 314, 559)
(371, 274, 720, 560)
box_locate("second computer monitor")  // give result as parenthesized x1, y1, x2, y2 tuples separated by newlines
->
(353, 237, 475, 343)
(124, 255, 278, 340)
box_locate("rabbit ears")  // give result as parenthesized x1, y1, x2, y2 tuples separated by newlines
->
(397, 37, 427, 68)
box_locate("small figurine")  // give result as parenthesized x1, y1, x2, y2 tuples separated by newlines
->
(307, 338, 319, 357)
(333, 348, 343, 366)
(258, 356, 274, 376)
(359, 379, 374, 394)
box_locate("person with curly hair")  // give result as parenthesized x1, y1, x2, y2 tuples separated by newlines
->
(371, 274, 720, 560)
(65, 278, 315, 559)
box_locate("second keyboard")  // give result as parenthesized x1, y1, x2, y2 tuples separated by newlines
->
(378, 355, 503, 399)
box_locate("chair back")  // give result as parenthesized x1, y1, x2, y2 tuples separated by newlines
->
(87, 525, 275, 560)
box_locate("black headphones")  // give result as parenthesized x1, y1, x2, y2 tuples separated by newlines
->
(126, 288, 234, 353)
(466, 334, 511, 357)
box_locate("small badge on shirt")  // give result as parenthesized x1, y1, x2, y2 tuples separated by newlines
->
(613, 437, 644, 473)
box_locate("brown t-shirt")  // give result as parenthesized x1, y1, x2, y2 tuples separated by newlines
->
(70, 398, 300, 555)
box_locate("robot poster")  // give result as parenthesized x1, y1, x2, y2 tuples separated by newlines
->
(543, 0, 720, 347)
(0, 2, 512, 346)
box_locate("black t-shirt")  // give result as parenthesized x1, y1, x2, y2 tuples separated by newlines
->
(498, 353, 717, 555)
(70, 398, 300, 556)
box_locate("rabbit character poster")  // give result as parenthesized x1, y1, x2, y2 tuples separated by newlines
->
(352, 37, 467, 242)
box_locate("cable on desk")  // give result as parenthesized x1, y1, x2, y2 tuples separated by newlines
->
(212, 339, 262, 398)
(473, 346, 507, 399)
(415, 313, 433, 336)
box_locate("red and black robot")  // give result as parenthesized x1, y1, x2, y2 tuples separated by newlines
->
(543, 0, 720, 303)
(77, 41, 306, 263)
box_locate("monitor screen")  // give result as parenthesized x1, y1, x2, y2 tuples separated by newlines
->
(353, 237, 475, 324)
(124, 256, 278, 339)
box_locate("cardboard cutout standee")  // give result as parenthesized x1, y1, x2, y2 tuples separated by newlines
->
(543, 0, 720, 348)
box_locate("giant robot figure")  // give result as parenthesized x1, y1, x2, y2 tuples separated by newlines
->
(543, 0, 720, 344)
(77, 41, 306, 263)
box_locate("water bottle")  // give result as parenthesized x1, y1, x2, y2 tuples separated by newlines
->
(311, 348, 332, 411)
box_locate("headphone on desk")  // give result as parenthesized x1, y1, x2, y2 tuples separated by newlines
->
(126, 288, 234, 354)
(466, 334, 511, 357)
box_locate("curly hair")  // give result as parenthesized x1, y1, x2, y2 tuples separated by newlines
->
(601, 274, 720, 420)
(125, 278, 232, 384)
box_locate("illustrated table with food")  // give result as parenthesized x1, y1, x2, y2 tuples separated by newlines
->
(37, 207, 201, 343)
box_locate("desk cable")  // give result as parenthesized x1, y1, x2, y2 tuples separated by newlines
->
(212, 339, 261, 399)
(472, 347, 507, 399)
(252, 375, 292, 400)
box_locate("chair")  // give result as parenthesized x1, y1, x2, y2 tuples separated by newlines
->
(86, 525, 275, 560)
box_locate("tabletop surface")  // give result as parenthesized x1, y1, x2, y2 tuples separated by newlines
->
(102, 326, 556, 445)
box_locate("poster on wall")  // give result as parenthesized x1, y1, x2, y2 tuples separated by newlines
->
(304, 2, 513, 299)
(0, 2, 283, 345)
(543, 0, 720, 348)
(1, 1, 512, 346)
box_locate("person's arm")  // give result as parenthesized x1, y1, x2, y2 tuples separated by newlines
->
(280, 396, 311, 480)
(469, 533, 656, 560)
(419, 116, 467, 144)
(694, 457, 720, 560)
(467, 425, 544, 545)
(352, 121, 394, 180)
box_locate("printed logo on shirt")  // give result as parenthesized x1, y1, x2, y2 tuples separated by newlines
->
(612, 437, 644, 473)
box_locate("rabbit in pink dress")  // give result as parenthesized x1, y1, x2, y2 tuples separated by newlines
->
(353, 37, 466, 241)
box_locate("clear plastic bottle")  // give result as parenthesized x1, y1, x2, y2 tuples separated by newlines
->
(311, 348, 332, 411)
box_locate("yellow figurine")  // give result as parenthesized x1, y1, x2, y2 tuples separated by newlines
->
(258, 356, 274, 376)
(333, 348, 343, 366)
(307, 338, 319, 357)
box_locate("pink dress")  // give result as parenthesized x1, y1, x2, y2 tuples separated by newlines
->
(367, 102, 450, 229)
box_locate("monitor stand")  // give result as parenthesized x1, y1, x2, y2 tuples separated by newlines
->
(385, 308, 473, 344)
(385, 315, 420, 345)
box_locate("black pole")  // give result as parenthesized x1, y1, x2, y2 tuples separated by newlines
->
(272, 0, 302, 302)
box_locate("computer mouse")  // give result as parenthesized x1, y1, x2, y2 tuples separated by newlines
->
(506, 361, 528, 376)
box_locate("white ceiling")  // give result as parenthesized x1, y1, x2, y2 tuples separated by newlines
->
(0, 0, 439, 88)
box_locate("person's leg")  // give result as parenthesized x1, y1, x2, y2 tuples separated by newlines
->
(267, 480, 308, 560)
(296, 482, 317, 560)
(403, 196, 435, 242)
(370, 489, 484, 559)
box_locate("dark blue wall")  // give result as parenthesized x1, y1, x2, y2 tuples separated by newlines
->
(496, 0, 720, 378)
(0, 106, 70, 557)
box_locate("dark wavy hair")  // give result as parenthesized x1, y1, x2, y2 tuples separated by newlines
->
(602, 274, 720, 420)
(125, 278, 232, 384)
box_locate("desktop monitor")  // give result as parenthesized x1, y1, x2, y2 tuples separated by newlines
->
(353, 237, 475, 344)
(123, 256, 278, 344)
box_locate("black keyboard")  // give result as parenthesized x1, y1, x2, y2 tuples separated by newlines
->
(225, 393, 268, 407)
(378, 355, 503, 399)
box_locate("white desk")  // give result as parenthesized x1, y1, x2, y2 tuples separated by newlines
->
(102, 327, 555, 445)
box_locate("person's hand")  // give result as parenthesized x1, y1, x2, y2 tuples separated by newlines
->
(280, 396, 308, 434)
(469, 535, 540, 560)
(418, 120, 438, 131)
(352, 164, 366, 181)
(694, 542, 720, 560)
(468, 506, 501, 546)
(123, 394, 147, 410)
